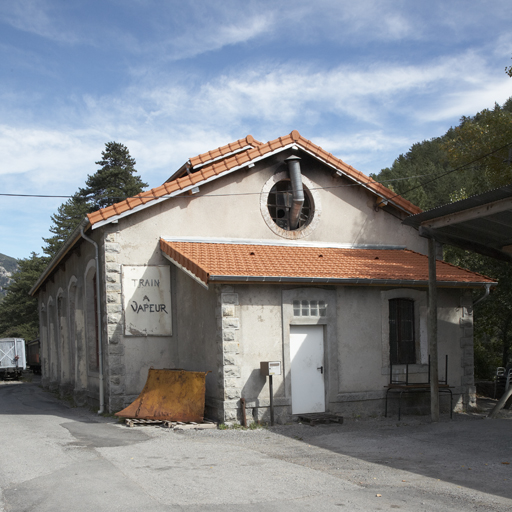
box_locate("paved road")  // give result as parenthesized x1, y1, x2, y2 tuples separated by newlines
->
(1, 379, 512, 511)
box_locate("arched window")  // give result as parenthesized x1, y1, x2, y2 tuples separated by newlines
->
(85, 262, 99, 372)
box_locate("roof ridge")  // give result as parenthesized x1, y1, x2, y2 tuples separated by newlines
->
(189, 134, 261, 168)
(87, 130, 422, 227)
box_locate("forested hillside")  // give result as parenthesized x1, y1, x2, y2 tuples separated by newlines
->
(372, 98, 512, 379)
(0, 253, 18, 300)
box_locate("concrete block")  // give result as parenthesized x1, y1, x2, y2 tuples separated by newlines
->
(107, 304, 122, 314)
(106, 283, 122, 292)
(108, 345, 125, 356)
(106, 273, 120, 284)
(107, 324, 122, 343)
(109, 364, 126, 377)
(108, 335, 120, 345)
(105, 243, 121, 254)
(105, 253, 118, 263)
(222, 304, 236, 317)
(223, 353, 238, 366)
(105, 233, 118, 243)
(460, 337, 473, 348)
(464, 327, 474, 337)
(223, 330, 236, 342)
(225, 387, 241, 400)
(108, 381, 125, 395)
(221, 293, 239, 305)
(223, 341, 239, 353)
(224, 408, 238, 422)
(224, 378, 241, 388)
(110, 375, 121, 386)
(106, 263, 121, 273)
(106, 292, 121, 304)
(107, 313, 122, 325)
(462, 354, 474, 367)
(222, 317, 240, 329)
(109, 397, 125, 412)
(107, 355, 124, 368)
(461, 375, 475, 386)
(224, 366, 241, 378)
(464, 366, 474, 376)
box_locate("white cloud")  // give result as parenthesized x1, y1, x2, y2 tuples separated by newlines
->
(0, 0, 84, 44)
(0, 125, 103, 190)
(162, 14, 275, 61)
(1, 45, 509, 201)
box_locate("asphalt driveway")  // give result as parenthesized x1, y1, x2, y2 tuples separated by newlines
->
(1, 378, 511, 512)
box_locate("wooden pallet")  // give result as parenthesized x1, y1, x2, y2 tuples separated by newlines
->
(124, 418, 217, 430)
(296, 413, 344, 426)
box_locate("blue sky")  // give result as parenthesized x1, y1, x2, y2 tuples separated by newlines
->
(1, 0, 511, 259)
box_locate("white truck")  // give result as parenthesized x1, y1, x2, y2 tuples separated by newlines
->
(0, 338, 26, 380)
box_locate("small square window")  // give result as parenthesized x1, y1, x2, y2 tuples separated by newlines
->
(293, 300, 301, 316)
(301, 300, 309, 316)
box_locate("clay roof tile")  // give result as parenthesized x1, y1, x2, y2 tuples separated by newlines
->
(160, 240, 495, 287)
(87, 130, 421, 226)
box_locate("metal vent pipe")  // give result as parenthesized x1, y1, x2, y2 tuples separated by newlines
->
(285, 155, 304, 230)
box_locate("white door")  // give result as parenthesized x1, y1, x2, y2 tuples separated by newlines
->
(290, 325, 325, 414)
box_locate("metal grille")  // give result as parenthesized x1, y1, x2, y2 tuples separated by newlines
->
(389, 298, 415, 364)
(267, 180, 311, 231)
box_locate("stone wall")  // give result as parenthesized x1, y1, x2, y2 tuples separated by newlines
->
(460, 292, 476, 411)
(103, 231, 126, 413)
(218, 285, 241, 424)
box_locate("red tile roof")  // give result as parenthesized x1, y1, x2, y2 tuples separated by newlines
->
(160, 239, 495, 288)
(88, 130, 421, 227)
(189, 134, 262, 168)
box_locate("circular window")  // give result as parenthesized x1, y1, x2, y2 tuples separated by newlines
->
(267, 180, 313, 231)
(260, 171, 321, 239)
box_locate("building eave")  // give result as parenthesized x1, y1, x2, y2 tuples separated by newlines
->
(29, 217, 92, 296)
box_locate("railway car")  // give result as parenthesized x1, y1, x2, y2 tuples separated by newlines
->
(26, 338, 41, 375)
(0, 338, 26, 380)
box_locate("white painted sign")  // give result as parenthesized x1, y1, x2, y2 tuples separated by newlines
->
(123, 266, 172, 336)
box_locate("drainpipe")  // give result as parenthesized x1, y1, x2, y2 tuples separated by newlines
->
(285, 155, 304, 230)
(81, 227, 105, 415)
(473, 283, 492, 306)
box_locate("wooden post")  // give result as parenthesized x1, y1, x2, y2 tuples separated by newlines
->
(428, 238, 440, 422)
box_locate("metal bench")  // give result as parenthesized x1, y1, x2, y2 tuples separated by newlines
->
(385, 355, 452, 420)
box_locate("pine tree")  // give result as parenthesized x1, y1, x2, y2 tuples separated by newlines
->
(42, 142, 148, 258)
(42, 193, 89, 258)
(79, 142, 148, 211)
(0, 253, 48, 339)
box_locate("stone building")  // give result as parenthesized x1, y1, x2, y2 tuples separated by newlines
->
(30, 130, 494, 423)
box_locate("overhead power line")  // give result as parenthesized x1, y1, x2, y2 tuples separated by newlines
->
(2, 140, 511, 202)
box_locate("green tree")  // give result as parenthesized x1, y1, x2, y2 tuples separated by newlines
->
(371, 134, 468, 211)
(445, 247, 512, 375)
(0, 253, 48, 340)
(79, 142, 148, 211)
(0, 143, 148, 340)
(42, 193, 89, 258)
(42, 142, 147, 258)
(442, 100, 512, 188)
(372, 95, 512, 379)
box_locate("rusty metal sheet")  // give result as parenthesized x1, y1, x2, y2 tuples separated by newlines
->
(115, 368, 208, 422)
